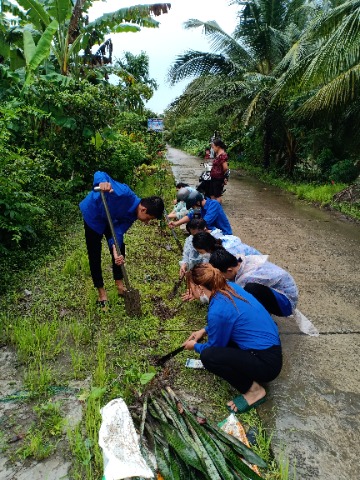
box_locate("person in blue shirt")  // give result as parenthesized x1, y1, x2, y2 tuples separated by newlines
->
(79, 171, 164, 307)
(209, 248, 298, 317)
(168, 190, 232, 235)
(182, 264, 282, 414)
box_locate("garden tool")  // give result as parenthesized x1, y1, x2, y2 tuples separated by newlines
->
(153, 345, 184, 366)
(163, 207, 183, 254)
(94, 187, 142, 317)
(169, 273, 184, 299)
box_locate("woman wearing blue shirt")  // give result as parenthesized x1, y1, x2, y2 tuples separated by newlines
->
(183, 264, 282, 414)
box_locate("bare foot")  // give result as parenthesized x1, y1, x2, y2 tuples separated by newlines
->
(115, 280, 127, 296)
(97, 287, 107, 302)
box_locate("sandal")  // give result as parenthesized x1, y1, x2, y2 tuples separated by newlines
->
(96, 300, 109, 311)
(227, 394, 267, 414)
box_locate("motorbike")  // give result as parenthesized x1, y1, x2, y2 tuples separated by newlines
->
(196, 161, 230, 197)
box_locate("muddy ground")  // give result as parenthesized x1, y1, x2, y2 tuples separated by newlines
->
(167, 146, 360, 480)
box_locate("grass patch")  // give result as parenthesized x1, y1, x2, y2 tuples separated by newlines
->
(230, 159, 360, 220)
(0, 160, 289, 479)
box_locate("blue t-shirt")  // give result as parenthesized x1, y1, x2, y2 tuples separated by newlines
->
(194, 283, 280, 354)
(79, 171, 140, 248)
(188, 199, 232, 235)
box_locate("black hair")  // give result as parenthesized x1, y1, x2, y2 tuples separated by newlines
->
(212, 139, 227, 150)
(140, 196, 164, 219)
(186, 218, 207, 233)
(192, 231, 223, 252)
(176, 182, 189, 189)
(209, 248, 240, 272)
(205, 147, 210, 152)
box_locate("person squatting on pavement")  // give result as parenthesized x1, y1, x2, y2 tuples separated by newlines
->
(79, 171, 164, 307)
(209, 249, 298, 317)
(168, 189, 232, 235)
(182, 264, 282, 413)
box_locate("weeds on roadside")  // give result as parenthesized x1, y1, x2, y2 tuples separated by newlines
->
(16, 401, 64, 461)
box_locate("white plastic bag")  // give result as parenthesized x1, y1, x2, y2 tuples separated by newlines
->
(292, 308, 319, 336)
(99, 398, 154, 480)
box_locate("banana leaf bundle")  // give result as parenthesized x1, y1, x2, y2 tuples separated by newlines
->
(139, 387, 267, 480)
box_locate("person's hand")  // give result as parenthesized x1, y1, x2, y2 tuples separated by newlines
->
(99, 182, 113, 193)
(224, 179, 228, 185)
(173, 199, 177, 205)
(183, 340, 196, 351)
(168, 221, 176, 229)
(182, 289, 194, 302)
(184, 329, 205, 344)
(179, 264, 187, 278)
(113, 245, 124, 265)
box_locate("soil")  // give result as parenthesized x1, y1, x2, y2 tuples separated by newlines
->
(167, 146, 360, 480)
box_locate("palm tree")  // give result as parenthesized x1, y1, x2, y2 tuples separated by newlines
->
(168, 0, 313, 168)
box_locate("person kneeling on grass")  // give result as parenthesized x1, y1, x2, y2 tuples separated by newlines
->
(79, 171, 164, 307)
(209, 249, 298, 317)
(182, 264, 282, 414)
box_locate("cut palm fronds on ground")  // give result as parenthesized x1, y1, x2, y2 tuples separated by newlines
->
(139, 387, 266, 479)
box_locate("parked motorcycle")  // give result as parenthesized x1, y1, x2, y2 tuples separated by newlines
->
(196, 161, 230, 197)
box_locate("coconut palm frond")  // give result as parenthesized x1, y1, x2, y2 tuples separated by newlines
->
(296, 63, 360, 117)
(184, 19, 254, 68)
(242, 91, 264, 126)
(167, 50, 236, 84)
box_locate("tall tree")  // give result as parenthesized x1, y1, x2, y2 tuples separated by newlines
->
(0, 1, 171, 76)
(167, 0, 313, 168)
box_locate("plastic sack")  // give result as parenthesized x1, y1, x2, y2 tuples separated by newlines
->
(292, 308, 319, 337)
(99, 398, 154, 480)
(219, 414, 261, 476)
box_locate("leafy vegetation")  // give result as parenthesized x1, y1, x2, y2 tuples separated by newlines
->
(164, 0, 360, 214)
(0, 162, 289, 479)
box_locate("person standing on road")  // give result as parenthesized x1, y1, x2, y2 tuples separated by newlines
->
(209, 139, 229, 203)
(182, 264, 282, 413)
(168, 190, 233, 235)
(79, 171, 164, 307)
(209, 249, 298, 317)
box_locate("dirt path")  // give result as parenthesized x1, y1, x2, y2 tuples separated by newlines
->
(167, 146, 360, 480)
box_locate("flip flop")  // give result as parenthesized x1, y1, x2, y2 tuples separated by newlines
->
(96, 300, 110, 311)
(227, 394, 267, 414)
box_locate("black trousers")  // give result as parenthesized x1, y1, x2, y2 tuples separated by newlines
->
(84, 221, 125, 288)
(244, 282, 284, 316)
(200, 344, 282, 393)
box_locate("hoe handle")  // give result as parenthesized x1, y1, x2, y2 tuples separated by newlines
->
(94, 186, 131, 290)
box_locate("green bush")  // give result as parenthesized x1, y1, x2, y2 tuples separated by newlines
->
(329, 160, 359, 184)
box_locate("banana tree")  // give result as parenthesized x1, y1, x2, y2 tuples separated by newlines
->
(2, 0, 171, 76)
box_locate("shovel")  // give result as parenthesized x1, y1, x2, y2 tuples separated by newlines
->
(94, 187, 142, 317)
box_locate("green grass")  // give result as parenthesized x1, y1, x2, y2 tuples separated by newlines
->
(230, 159, 360, 220)
(0, 160, 290, 479)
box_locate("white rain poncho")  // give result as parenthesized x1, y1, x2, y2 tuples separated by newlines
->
(235, 255, 299, 311)
(180, 230, 261, 271)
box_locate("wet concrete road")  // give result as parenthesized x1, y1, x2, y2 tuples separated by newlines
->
(167, 146, 360, 480)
